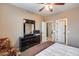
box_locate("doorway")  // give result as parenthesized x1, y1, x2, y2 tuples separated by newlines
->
(41, 18, 67, 44)
(47, 21, 55, 42)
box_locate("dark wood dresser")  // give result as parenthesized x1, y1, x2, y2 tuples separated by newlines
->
(19, 34, 41, 52)
(19, 19, 41, 52)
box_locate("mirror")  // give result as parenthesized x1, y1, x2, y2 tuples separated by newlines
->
(25, 23, 34, 34)
(23, 19, 35, 36)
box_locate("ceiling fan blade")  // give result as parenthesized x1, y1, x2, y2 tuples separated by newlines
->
(53, 3, 65, 5)
(39, 6, 45, 12)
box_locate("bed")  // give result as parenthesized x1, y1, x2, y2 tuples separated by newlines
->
(36, 43, 79, 56)
(21, 41, 79, 56)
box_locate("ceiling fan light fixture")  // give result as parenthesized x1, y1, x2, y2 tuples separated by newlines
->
(45, 4, 53, 11)
(49, 5, 53, 9)
(48, 6, 53, 12)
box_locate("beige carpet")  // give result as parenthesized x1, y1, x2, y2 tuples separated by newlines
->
(21, 41, 54, 56)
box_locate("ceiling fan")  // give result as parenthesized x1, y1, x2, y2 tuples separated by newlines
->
(38, 3, 65, 12)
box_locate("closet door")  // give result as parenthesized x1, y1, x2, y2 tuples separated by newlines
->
(55, 19, 66, 44)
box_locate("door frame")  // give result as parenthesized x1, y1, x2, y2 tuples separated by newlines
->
(46, 18, 68, 45)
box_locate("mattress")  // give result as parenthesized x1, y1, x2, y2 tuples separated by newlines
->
(36, 43, 79, 56)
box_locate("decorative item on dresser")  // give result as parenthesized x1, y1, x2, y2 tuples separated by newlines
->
(19, 19, 41, 52)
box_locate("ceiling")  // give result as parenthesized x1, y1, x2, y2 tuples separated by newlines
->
(10, 3, 79, 16)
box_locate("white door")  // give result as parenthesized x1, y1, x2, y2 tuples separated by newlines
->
(55, 19, 66, 44)
(41, 22, 47, 42)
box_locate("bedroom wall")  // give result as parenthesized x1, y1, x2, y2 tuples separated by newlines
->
(45, 6, 79, 48)
(0, 3, 43, 48)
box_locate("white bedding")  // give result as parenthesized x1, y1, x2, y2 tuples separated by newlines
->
(36, 43, 79, 56)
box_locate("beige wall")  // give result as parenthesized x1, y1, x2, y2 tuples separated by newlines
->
(45, 6, 79, 48)
(0, 4, 43, 48)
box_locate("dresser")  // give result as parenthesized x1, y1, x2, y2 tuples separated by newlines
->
(19, 34, 41, 52)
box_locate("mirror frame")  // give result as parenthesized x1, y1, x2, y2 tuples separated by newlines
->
(23, 19, 35, 37)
